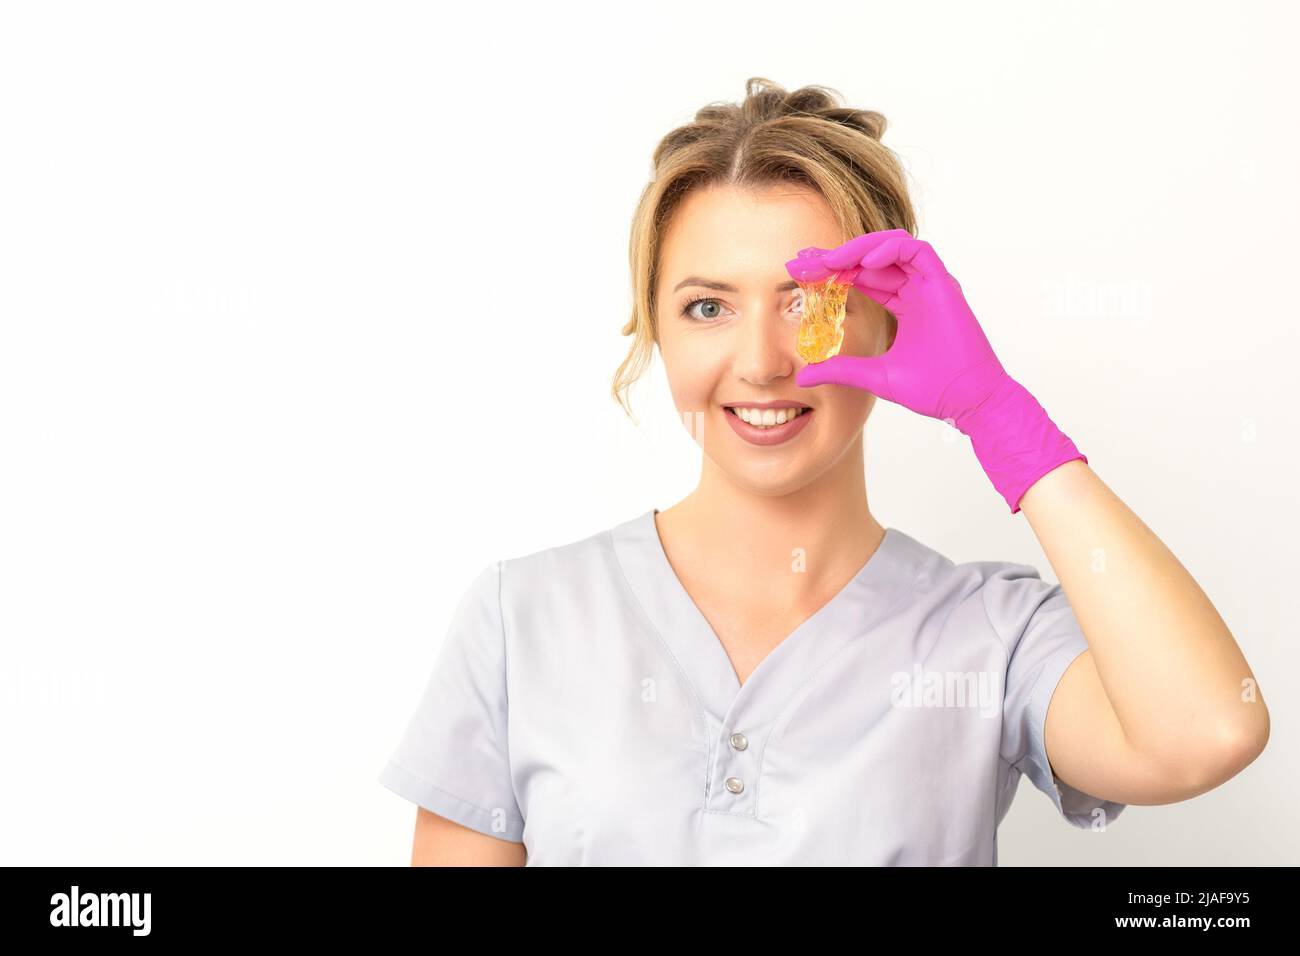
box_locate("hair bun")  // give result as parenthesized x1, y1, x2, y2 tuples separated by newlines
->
(744, 77, 886, 141)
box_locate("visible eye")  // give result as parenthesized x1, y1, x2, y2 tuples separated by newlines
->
(679, 293, 805, 323)
(681, 294, 727, 323)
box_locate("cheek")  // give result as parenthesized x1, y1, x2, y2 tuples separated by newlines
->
(659, 333, 722, 410)
(819, 384, 875, 427)
(840, 304, 892, 358)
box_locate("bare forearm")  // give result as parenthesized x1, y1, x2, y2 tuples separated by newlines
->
(1017, 459, 1269, 772)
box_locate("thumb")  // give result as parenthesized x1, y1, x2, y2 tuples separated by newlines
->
(796, 353, 890, 396)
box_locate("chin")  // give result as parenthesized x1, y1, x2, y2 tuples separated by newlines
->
(708, 449, 820, 494)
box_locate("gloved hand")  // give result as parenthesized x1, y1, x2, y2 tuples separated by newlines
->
(786, 229, 1086, 514)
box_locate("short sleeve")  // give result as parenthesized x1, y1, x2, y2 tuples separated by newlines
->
(984, 564, 1127, 830)
(377, 560, 525, 842)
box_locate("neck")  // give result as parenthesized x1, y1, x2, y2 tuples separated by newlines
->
(658, 432, 886, 605)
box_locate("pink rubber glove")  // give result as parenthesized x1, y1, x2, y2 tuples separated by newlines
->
(786, 229, 1086, 514)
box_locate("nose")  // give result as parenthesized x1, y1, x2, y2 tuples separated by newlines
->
(730, 303, 798, 387)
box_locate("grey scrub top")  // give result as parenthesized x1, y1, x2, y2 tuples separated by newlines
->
(378, 508, 1126, 865)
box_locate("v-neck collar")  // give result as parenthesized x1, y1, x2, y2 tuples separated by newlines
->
(610, 507, 925, 733)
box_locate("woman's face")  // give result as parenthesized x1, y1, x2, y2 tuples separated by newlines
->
(655, 182, 895, 497)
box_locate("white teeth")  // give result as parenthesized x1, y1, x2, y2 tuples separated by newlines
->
(730, 406, 807, 427)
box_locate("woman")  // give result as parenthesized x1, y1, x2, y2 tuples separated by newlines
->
(379, 78, 1269, 866)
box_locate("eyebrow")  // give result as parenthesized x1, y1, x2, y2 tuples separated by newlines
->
(672, 277, 801, 294)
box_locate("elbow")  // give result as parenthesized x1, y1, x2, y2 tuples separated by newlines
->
(1181, 709, 1270, 795)
(1228, 705, 1270, 767)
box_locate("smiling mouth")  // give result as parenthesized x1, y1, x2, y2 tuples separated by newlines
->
(724, 406, 812, 429)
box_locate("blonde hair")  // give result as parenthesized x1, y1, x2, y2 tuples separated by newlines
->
(612, 77, 918, 422)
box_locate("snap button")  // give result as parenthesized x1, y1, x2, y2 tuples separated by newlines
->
(729, 732, 748, 751)
(724, 776, 745, 794)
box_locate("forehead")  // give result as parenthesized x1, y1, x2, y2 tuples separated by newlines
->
(658, 184, 844, 286)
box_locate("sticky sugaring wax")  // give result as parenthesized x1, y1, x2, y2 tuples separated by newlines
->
(795, 275, 852, 363)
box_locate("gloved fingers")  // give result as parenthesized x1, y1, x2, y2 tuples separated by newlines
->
(854, 280, 903, 312)
(857, 237, 943, 279)
(819, 230, 913, 272)
(854, 263, 907, 298)
(788, 232, 910, 283)
(785, 260, 908, 301)
(827, 233, 950, 282)
(795, 352, 891, 398)
(786, 249, 837, 283)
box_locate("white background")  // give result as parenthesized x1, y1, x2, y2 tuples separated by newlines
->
(1, 0, 1294, 865)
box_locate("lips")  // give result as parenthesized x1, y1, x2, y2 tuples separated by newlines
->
(722, 405, 815, 446)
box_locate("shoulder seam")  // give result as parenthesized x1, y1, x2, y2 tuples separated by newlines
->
(979, 562, 1050, 660)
